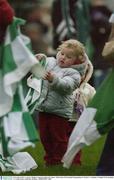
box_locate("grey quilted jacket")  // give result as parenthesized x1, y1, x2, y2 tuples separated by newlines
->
(37, 56, 87, 119)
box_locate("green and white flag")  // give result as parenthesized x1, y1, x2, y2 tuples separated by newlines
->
(0, 17, 40, 173)
(0, 152, 37, 174)
(0, 17, 38, 117)
(62, 69, 114, 168)
(25, 56, 47, 114)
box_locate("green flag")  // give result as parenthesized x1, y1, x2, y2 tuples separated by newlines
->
(0, 17, 38, 117)
(0, 17, 39, 173)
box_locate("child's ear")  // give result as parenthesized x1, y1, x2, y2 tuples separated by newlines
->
(79, 55, 84, 61)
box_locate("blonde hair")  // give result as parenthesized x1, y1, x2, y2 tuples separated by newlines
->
(57, 39, 85, 61)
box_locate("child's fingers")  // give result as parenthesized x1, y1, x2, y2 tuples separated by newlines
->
(35, 53, 45, 61)
(35, 55, 42, 61)
(42, 72, 49, 80)
(42, 71, 51, 80)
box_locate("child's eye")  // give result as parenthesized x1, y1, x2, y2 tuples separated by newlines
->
(67, 56, 72, 59)
(61, 52, 64, 55)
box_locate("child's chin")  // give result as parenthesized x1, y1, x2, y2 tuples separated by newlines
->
(59, 64, 66, 68)
(59, 65, 65, 68)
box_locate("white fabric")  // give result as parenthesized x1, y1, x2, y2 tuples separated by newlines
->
(0, 71, 13, 117)
(3, 112, 34, 155)
(25, 76, 43, 114)
(31, 61, 46, 79)
(1, 152, 37, 174)
(69, 83, 96, 122)
(78, 83, 96, 106)
(109, 13, 114, 23)
(62, 108, 101, 168)
(0, 29, 38, 117)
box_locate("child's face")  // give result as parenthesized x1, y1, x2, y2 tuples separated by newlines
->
(57, 47, 78, 68)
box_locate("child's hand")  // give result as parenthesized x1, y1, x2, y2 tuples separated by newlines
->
(43, 71, 54, 82)
(35, 53, 46, 61)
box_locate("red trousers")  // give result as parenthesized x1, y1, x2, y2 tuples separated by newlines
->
(38, 112, 81, 165)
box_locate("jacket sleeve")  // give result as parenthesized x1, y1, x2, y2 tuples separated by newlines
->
(49, 70, 81, 95)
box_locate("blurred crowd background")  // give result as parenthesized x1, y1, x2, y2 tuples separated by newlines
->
(8, 0, 114, 88)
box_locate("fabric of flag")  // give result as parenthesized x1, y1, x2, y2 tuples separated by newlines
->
(0, 152, 37, 174)
(1, 82, 39, 157)
(52, 0, 77, 49)
(75, 0, 90, 45)
(62, 68, 114, 168)
(0, 17, 38, 117)
(58, 0, 76, 41)
(51, 0, 93, 59)
(0, 17, 40, 173)
(25, 57, 47, 114)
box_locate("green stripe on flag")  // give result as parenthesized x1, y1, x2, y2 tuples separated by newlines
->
(23, 112, 39, 141)
(88, 69, 114, 134)
(2, 17, 26, 74)
(11, 88, 22, 112)
(0, 126, 9, 157)
(9, 17, 25, 42)
(0, 16, 39, 161)
(0, 44, 3, 68)
(3, 44, 17, 74)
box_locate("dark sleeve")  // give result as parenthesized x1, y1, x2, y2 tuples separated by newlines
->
(0, 0, 14, 26)
(0, 0, 14, 42)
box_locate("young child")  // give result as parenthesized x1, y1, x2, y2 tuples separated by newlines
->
(35, 39, 91, 166)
